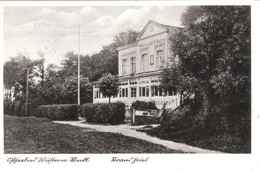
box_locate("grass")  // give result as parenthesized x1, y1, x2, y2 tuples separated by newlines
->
(137, 126, 251, 153)
(4, 115, 182, 154)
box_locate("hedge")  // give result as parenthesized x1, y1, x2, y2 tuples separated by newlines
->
(4, 100, 24, 116)
(135, 115, 159, 125)
(4, 99, 13, 115)
(131, 100, 158, 111)
(79, 102, 125, 124)
(36, 104, 79, 120)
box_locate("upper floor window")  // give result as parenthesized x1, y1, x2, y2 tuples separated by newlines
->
(130, 57, 136, 74)
(141, 54, 148, 72)
(122, 59, 127, 75)
(156, 50, 164, 68)
(150, 55, 154, 65)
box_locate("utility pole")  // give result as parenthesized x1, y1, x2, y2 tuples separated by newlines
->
(78, 24, 81, 105)
(25, 69, 29, 116)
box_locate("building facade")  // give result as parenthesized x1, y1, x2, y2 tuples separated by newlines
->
(93, 20, 181, 109)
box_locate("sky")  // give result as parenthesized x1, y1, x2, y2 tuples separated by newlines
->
(4, 6, 187, 66)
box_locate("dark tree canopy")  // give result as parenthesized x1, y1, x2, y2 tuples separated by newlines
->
(162, 6, 250, 119)
(4, 29, 138, 107)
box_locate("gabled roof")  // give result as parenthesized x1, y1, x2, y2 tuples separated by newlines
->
(137, 20, 182, 40)
(117, 20, 183, 51)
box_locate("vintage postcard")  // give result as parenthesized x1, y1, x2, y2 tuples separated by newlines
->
(0, 1, 259, 171)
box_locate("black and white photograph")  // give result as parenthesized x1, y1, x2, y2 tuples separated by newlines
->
(1, 1, 259, 171)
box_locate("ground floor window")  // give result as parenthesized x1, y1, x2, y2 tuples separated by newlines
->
(131, 87, 137, 97)
(120, 88, 128, 98)
(151, 86, 165, 97)
(94, 90, 100, 99)
(168, 87, 177, 96)
(139, 86, 149, 97)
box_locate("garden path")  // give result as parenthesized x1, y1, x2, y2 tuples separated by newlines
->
(54, 120, 224, 153)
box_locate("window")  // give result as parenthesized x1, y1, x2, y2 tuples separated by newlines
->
(146, 86, 149, 97)
(94, 90, 99, 99)
(131, 88, 137, 97)
(130, 57, 136, 73)
(168, 90, 173, 96)
(122, 59, 127, 75)
(139, 86, 150, 97)
(159, 88, 163, 96)
(130, 80, 137, 85)
(150, 55, 154, 65)
(141, 54, 148, 71)
(151, 86, 165, 97)
(168, 87, 177, 96)
(120, 88, 128, 98)
(151, 86, 158, 97)
(120, 82, 128, 86)
(156, 50, 163, 68)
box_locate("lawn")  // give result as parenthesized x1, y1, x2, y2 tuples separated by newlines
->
(137, 126, 251, 153)
(4, 115, 181, 153)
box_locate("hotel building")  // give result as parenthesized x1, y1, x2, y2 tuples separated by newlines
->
(93, 20, 181, 109)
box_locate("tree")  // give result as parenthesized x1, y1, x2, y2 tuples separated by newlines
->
(98, 73, 119, 103)
(163, 6, 250, 124)
(89, 30, 139, 81)
(4, 53, 38, 101)
(36, 50, 45, 86)
(43, 65, 93, 105)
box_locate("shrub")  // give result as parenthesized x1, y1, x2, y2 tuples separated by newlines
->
(79, 102, 125, 124)
(36, 104, 78, 120)
(131, 100, 158, 111)
(4, 99, 13, 115)
(160, 100, 201, 133)
(13, 100, 24, 116)
(135, 116, 159, 125)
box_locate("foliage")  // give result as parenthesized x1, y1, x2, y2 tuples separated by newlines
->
(135, 116, 159, 125)
(98, 73, 119, 103)
(3, 53, 43, 100)
(4, 98, 13, 115)
(36, 104, 79, 120)
(59, 30, 139, 82)
(162, 6, 250, 126)
(12, 100, 24, 116)
(79, 102, 125, 125)
(160, 99, 202, 133)
(131, 100, 158, 111)
(41, 70, 93, 105)
(4, 29, 138, 110)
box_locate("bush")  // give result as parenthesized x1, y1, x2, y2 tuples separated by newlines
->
(13, 100, 24, 116)
(135, 116, 159, 125)
(79, 102, 125, 124)
(4, 99, 13, 115)
(160, 100, 201, 133)
(36, 104, 79, 120)
(131, 100, 158, 111)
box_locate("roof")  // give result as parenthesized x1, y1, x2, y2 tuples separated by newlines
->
(117, 20, 183, 51)
(161, 23, 184, 34)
